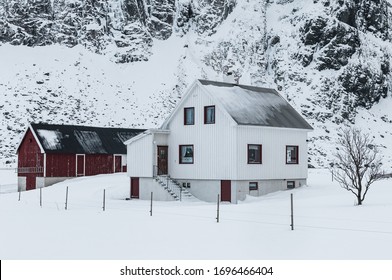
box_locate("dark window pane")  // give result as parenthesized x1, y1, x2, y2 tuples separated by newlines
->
(249, 182, 258, 191)
(180, 145, 194, 164)
(248, 144, 262, 164)
(286, 146, 298, 164)
(287, 181, 295, 189)
(205, 106, 215, 124)
(184, 107, 194, 125)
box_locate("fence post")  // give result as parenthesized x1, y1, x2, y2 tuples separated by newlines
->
(102, 189, 106, 211)
(290, 193, 294, 231)
(331, 170, 334, 182)
(18, 190, 21, 201)
(65, 186, 69, 210)
(216, 194, 220, 223)
(40, 187, 42, 208)
(150, 192, 153, 216)
(180, 187, 182, 202)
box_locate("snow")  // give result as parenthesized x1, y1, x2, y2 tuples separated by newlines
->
(1, 169, 392, 260)
(37, 129, 63, 150)
(74, 130, 106, 154)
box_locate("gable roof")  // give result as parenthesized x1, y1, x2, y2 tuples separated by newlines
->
(198, 80, 313, 130)
(25, 123, 145, 154)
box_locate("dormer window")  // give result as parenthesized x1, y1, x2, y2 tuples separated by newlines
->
(204, 105, 215, 124)
(184, 107, 194, 125)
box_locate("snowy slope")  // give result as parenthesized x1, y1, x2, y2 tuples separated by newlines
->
(1, 169, 392, 259)
(1, 0, 392, 168)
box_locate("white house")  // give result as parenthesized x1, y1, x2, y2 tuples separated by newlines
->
(125, 79, 313, 203)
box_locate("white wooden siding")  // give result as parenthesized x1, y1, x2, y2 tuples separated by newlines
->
(127, 134, 154, 178)
(236, 126, 308, 180)
(167, 85, 238, 180)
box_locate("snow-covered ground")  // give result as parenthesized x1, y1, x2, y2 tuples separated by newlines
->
(1, 169, 391, 260)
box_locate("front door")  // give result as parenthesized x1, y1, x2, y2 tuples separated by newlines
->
(157, 146, 168, 175)
(221, 180, 231, 202)
(131, 177, 139, 199)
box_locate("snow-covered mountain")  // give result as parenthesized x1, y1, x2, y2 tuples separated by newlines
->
(0, 0, 392, 168)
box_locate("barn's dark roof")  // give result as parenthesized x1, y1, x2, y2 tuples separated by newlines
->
(30, 123, 145, 154)
(198, 79, 313, 130)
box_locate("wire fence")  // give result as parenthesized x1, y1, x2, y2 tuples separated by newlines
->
(3, 186, 392, 236)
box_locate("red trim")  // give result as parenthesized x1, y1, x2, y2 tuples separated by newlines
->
(286, 145, 299, 164)
(204, 105, 215, 124)
(247, 144, 262, 164)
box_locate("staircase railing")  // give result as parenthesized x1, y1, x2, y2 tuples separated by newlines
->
(153, 165, 183, 201)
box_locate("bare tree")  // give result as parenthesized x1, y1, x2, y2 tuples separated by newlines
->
(331, 127, 383, 205)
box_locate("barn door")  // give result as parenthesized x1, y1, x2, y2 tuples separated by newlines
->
(131, 177, 139, 199)
(157, 146, 168, 175)
(221, 180, 231, 202)
(114, 155, 122, 173)
(76, 154, 85, 176)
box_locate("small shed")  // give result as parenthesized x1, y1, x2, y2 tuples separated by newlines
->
(17, 123, 145, 191)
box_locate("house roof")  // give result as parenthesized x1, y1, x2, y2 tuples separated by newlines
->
(27, 123, 145, 154)
(198, 80, 313, 130)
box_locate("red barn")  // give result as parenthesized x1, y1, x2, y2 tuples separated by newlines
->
(17, 123, 145, 191)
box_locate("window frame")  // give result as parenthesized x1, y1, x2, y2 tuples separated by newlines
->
(179, 145, 194, 164)
(286, 145, 299, 164)
(249, 182, 258, 191)
(247, 144, 262, 164)
(287, 181, 295, 189)
(183, 107, 195, 125)
(204, 105, 215, 124)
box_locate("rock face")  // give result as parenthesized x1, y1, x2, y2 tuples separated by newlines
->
(1, 0, 392, 167)
(0, 0, 236, 62)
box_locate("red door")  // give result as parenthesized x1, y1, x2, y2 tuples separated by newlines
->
(76, 154, 85, 176)
(221, 180, 231, 202)
(26, 175, 36, 191)
(157, 146, 168, 175)
(114, 155, 122, 173)
(131, 177, 139, 199)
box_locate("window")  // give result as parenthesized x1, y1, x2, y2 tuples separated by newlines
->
(249, 182, 258, 191)
(204, 105, 215, 124)
(179, 145, 194, 164)
(287, 181, 295, 189)
(248, 144, 262, 164)
(184, 107, 194, 125)
(286, 146, 299, 164)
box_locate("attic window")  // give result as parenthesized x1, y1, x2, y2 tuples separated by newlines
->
(184, 107, 194, 125)
(204, 106, 215, 124)
(286, 146, 299, 164)
(29, 138, 33, 143)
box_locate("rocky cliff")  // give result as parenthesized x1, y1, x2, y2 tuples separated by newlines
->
(1, 0, 392, 167)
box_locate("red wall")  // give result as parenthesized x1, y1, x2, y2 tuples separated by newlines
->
(17, 129, 44, 190)
(47, 154, 118, 177)
(46, 153, 76, 177)
(18, 129, 44, 171)
(85, 154, 115, 176)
